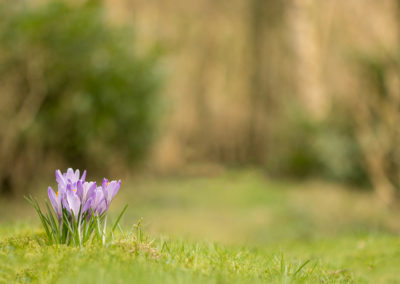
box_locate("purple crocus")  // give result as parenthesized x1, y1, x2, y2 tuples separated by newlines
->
(55, 168, 86, 189)
(62, 184, 82, 219)
(101, 178, 121, 208)
(48, 169, 121, 220)
(90, 187, 107, 216)
(37, 168, 125, 246)
(48, 186, 63, 222)
(76, 181, 96, 207)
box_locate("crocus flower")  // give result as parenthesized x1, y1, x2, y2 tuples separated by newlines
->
(90, 187, 107, 216)
(55, 168, 86, 189)
(101, 178, 121, 208)
(40, 168, 125, 246)
(62, 184, 82, 219)
(48, 169, 120, 220)
(76, 180, 96, 207)
(48, 186, 62, 222)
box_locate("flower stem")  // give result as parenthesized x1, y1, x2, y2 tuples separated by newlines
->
(102, 215, 107, 245)
(78, 216, 82, 247)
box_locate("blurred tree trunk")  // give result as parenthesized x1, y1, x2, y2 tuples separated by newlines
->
(247, 0, 265, 164)
(288, 0, 326, 118)
(247, 0, 286, 164)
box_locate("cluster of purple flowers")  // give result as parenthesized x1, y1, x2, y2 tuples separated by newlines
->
(48, 168, 121, 221)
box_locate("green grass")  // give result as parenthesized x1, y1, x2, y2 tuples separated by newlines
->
(1, 226, 400, 283)
(1, 170, 400, 283)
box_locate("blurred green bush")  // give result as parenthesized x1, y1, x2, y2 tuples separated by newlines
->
(0, 0, 161, 194)
(267, 103, 368, 185)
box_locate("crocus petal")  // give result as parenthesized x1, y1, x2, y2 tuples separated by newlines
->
(85, 182, 96, 203)
(48, 186, 62, 221)
(82, 197, 92, 213)
(91, 188, 106, 216)
(110, 180, 121, 200)
(94, 188, 104, 205)
(48, 186, 57, 209)
(101, 178, 109, 199)
(66, 168, 76, 183)
(76, 180, 84, 200)
(55, 170, 66, 187)
(66, 188, 81, 218)
(67, 168, 74, 176)
(58, 183, 66, 196)
(81, 170, 87, 182)
(98, 200, 107, 215)
(62, 197, 70, 213)
(108, 181, 120, 204)
(74, 169, 80, 181)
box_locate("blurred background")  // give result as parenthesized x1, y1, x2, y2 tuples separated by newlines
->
(1, 0, 400, 244)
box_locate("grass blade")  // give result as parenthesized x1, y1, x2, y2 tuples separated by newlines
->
(293, 259, 311, 277)
(112, 204, 128, 233)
